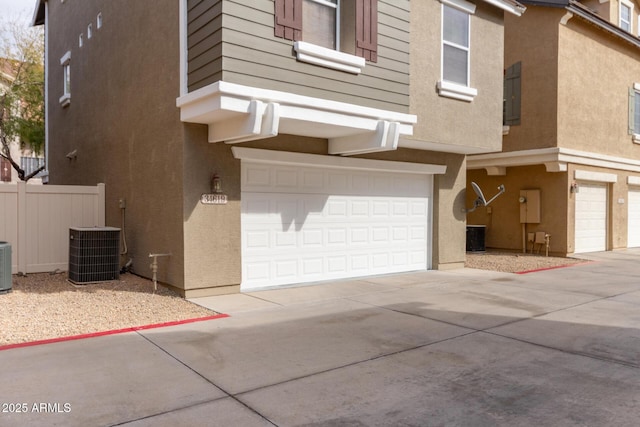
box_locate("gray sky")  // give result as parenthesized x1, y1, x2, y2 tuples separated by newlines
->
(0, 0, 38, 26)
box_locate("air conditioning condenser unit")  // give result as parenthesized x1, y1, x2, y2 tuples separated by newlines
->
(68, 227, 120, 284)
(0, 241, 11, 293)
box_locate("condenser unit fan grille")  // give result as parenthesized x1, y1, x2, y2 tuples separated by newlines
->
(68, 227, 120, 284)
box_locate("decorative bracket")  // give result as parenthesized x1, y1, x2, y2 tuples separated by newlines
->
(328, 121, 400, 156)
(208, 100, 280, 144)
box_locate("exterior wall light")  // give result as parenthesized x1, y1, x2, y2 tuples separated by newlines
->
(201, 172, 227, 205)
(211, 173, 222, 194)
(570, 182, 579, 193)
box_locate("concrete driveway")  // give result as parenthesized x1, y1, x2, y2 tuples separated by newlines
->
(1, 250, 640, 426)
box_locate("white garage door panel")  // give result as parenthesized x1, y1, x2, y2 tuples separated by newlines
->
(241, 164, 431, 290)
(628, 188, 640, 248)
(574, 182, 607, 253)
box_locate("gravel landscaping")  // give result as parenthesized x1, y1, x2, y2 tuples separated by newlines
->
(0, 251, 584, 347)
(465, 250, 585, 273)
(1, 273, 216, 347)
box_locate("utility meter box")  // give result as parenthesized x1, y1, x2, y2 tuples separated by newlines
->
(519, 189, 541, 223)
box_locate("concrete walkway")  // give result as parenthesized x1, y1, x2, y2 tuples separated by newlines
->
(2, 250, 640, 426)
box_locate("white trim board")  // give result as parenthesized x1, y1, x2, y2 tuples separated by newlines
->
(468, 147, 640, 174)
(231, 147, 447, 175)
(574, 170, 617, 183)
(177, 81, 417, 155)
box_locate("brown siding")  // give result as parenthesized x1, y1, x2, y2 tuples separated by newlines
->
(187, 0, 410, 112)
(187, 0, 223, 90)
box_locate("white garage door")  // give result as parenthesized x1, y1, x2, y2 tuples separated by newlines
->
(240, 162, 431, 290)
(574, 182, 607, 253)
(628, 188, 640, 248)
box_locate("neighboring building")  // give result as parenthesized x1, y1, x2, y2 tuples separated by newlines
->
(0, 59, 45, 184)
(467, 0, 640, 255)
(34, 0, 524, 297)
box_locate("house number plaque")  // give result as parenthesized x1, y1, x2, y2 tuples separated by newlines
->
(201, 194, 228, 205)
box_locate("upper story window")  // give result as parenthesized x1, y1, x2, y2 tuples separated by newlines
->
(442, 4, 470, 86)
(437, 0, 478, 102)
(274, 0, 377, 73)
(303, 0, 338, 50)
(620, 0, 634, 32)
(59, 51, 71, 107)
(629, 83, 640, 142)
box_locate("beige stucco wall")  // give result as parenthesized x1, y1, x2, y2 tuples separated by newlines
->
(180, 133, 330, 297)
(566, 164, 640, 252)
(46, 0, 186, 288)
(409, 0, 505, 153)
(407, 0, 508, 268)
(469, 164, 640, 254)
(467, 166, 569, 254)
(557, 16, 640, 159)
(503, 8, 560, 152)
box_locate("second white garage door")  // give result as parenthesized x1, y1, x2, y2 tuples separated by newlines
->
(240, 162, 432, 291)
(628, 187, 640, 248)
(574, 182, 607, 253)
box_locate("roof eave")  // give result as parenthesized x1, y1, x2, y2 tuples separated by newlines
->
(566, 0, 640, 49)
(32, 0, 45, 26)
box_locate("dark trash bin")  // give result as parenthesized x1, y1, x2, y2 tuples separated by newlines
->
(466, 225, 486, 252)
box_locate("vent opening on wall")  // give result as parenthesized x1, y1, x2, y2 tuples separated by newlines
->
(69, 227, 120, 284)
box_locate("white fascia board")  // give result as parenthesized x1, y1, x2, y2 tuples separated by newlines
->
(467, 147, 560, 169)
(480, 0, 526, 16)
(177, 81, 416, 126)
(232, 147, 447, 175)
(176, 81, 417, 143)
(399, 138, 500, 155)
(441, 0, 477, 14)
(468, 147, 640, 173)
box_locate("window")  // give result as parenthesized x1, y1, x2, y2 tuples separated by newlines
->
(303, 0, 338, 50)
(504, 62, 521, 126)
(437, 0, 477, 102)
(620, 0, 633, 32)
(87, 23, 93, 39)
(60, 51, 71, 107)
(1, 157, 11, 182)
(442, 4, 470, 86)
(274, 0, 378, 72)
(629, 84, 640, 142)
(79, 33, 83, 47)
(97, 13, 103, 29)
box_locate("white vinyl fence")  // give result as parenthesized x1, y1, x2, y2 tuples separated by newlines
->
(0, 182, 105, 274)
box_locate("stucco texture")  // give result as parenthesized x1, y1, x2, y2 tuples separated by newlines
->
(467, 166, 569, 254)
(47, 0, 186, 289)
(409, 0, 505, 153)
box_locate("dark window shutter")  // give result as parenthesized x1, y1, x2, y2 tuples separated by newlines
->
(275, 0, 302, 41)
(504, 61, 521, 126)
(1, 157, 11, 182)
(356, 0, 378, 62)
